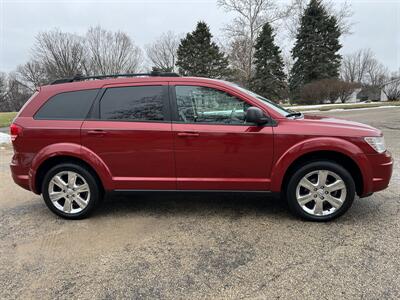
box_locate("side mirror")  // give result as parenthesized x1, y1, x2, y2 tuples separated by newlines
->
(245, 107, 270, 125)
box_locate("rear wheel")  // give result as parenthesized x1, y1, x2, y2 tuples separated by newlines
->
(286, 161, 355, 221)
(42, 163, 101, 219)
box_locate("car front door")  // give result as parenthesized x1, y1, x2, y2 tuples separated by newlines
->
(170, 83, 274, 191)
(81, 82, 176, 190)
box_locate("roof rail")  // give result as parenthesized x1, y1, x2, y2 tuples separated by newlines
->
(50, 71, 180, 85)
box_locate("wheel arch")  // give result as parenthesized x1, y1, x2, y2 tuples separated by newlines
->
(34, 155, 105, 195)
(280, 150, 364, 196)
(30, 143, 113, 194)
(270, 137, 372, 196)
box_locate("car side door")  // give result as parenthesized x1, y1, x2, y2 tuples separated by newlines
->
(170, 82, 274, 191)
(81, 82, 176, 190)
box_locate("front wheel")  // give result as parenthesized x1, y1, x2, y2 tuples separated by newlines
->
(42, 163, 101, 219)
(286, 161, 355, 221)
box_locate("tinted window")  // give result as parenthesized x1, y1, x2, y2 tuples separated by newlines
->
(100, 86, 165, 121)
(175, 86, 250, 124)
(35, 89, 99, 120)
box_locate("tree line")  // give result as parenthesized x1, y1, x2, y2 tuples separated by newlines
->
(1, 0, 399, 112)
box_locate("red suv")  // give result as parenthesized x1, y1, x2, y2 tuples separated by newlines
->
(10, 72, 393, 221)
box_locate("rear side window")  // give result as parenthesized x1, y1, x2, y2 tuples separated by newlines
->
(35, 89, 99, 120)
(100, 86, 165, 121)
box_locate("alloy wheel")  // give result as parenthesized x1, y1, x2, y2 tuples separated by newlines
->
(295, 169, 347, 216)
(48, 171, 91, 214)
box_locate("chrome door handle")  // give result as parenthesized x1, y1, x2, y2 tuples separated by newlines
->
(87, 130, 107, 136)
(177, 131, 200, 137)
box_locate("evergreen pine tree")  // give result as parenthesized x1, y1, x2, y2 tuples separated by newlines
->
(289, 0, 342, 96)
(176, 21, 230, 78)
(252, 22, 286, 101)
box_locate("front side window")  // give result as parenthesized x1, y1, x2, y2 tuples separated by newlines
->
(175, 86, 250, 124)
(35, 89, 99, 120)
(222, 81, 291, 117)
(100, 85, 165, 121)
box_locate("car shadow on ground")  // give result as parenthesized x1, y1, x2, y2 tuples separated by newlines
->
(91, 192, 384, 223)
(94, 191, 292, 220)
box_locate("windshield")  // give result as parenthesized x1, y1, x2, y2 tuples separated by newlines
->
(222, 81, 292, 117)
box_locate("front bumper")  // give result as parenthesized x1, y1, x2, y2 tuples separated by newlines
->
(364, 150, 393, 195)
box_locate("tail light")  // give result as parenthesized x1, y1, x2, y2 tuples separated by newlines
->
(10, 123, 23, 141)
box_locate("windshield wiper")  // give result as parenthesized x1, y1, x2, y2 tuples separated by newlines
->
(286, 111, 303, 118)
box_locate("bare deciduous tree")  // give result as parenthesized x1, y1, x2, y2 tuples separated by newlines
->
(218, 0, 292, 86)
(0, 73, 7, 111)
(0, 72, 32, 112)
(341, 49, 374, 83)
(18, 27, 143, 88)
(382, 73, 400, 101)
(226, 36, 252, 85)
(7, 74, 32, 110)
(281, 50, 294, 76)
(85, 26, 142, 75)
(34, 30, 86, 80)
(17, 60, 48, 89)
(365, 58, 388, 87)
(341, 48, 388, 88)
(145, 31, 180, 72)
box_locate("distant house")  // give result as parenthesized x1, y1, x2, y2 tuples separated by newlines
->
(321, 86, 387, 104)
(356, 86, 388, 102)
(344, 88, 362, 103)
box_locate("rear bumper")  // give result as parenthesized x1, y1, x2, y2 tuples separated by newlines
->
(10, 151, 37, 192)
(363, 151, 393, 196)
(10, 162, 31, 191)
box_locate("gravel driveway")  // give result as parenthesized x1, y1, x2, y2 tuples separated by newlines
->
(0, 107, 399, 299)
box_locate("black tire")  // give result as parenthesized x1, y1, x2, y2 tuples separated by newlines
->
(285, 161, 355, 221)
(42, 163, 101, 219)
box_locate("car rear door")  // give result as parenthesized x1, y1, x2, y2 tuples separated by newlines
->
(170, 82, 274, 191)
(81, 81, 176, 190)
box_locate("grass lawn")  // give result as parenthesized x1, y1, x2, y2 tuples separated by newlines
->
(0, 112, 17, 127)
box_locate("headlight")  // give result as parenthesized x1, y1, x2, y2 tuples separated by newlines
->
(364, 136, 386, 153)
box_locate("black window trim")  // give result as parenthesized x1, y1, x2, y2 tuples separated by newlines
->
(34, 88, 101, 121)
(169, 84, 277, 127)
(87, 84, 172, 123)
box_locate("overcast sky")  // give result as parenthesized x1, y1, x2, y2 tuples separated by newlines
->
(0, 0, 399, 73)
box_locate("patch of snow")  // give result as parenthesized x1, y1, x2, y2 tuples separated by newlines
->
(302, 106, 397, 113)
(0, 132, 11, 144)
(284, 101, 384, 110)
(345, 106, 396, 111)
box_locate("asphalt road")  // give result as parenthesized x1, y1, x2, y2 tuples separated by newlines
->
(0, 107, 399, 299)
